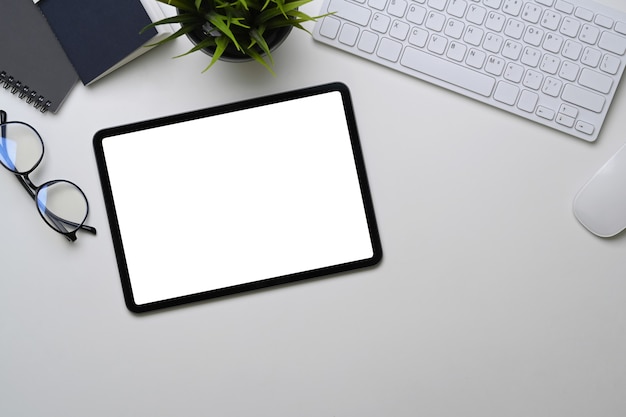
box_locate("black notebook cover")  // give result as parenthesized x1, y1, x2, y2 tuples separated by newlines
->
(0, 0, 77, 113)
(38, 0, 158, 85)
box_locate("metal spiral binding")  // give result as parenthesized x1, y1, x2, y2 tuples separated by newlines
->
(0, 71, 52, 113)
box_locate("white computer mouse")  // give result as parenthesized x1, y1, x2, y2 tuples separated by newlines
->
(574, 143, 626, 237)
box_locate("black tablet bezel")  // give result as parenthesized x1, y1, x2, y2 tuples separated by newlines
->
(93, 82, 382, 313)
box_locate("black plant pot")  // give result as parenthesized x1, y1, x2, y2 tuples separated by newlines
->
(184, 23, 294, 63)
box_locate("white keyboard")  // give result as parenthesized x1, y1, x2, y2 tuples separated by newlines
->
(313, 0, 626, 141)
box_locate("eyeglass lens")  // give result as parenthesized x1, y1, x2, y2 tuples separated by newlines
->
(37, 180, 89, 234)
(0, 122, 43, 173)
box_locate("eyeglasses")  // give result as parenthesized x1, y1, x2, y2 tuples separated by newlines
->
(0, 110, 96, 241)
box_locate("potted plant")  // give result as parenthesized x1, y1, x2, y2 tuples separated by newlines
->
(145, 0, 327, 73)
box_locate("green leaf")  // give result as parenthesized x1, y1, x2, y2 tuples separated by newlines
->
(174, 34, 219, 58)
(141, 14, 202, 34)
(144, 23, 202, 47)
(202, 36, 230, 72)
(156, 0, 197, 13)
(257, 0, 313, 23)
(250, 28, 272, 65)
(245, 47, 276, 75)
(207, 11, 242, 50)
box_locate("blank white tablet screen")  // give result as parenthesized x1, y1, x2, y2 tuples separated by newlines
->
(102, 91, 374, 305)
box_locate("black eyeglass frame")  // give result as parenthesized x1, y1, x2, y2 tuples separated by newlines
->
(0, 110, 96, 241)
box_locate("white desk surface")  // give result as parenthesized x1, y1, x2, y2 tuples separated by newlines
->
(2, 1, 626, 415)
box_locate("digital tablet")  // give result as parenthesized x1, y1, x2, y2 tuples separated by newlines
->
(94, 83, 382, 313)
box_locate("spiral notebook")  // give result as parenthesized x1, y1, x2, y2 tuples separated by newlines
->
(0, 0, 78, 113)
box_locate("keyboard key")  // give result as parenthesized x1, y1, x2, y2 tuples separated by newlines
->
(540, 54, 561, 74)
(447, 0, 468, 18)
(575, 120, 595, 134)
(369, 0, 388, 10)
(598, 32, 626, 55)
(425, 11, 446, 31)
(524, 26, 544, 46)
(556, 113, 576, 127)
(579, 24, 600, 44)
(428, 0, 447, 11)
(562, 84, 605, 112)
(594, 15, 613, 29)
(388, 0, 407, 17)
(542, 77, 563, 96)
(319, 17, 341, 38)
(327, 0, 372, 25)
(407, 5, 427, 24)
(600, 54, 621, 75)
(504, 19, 525, 39)
(523, 69, 543, 89)
(390, 20, 410, 40)
(466, 48, 487, 68)
(555, 0, 574, 14)
(562, 39, 583, 60)
(521, 47, 542, 67)
(485, 55, 506, 75)
(536, 0, 554, 7)
(400, 47, 496, 96)
(483, 33, 504, 53)
(581, 47, 602, 66)
(574, 7, 593, 22)
(560, 17, 580, 37)
(494, 81, 520, 104)
(358, 30, 379, 52)
(484, 0, 503, 9)
(559, 103, 578, 117)
(377, 37, 403, 61)
(521, 3, 542, 24)
(485, 11, 506, 31)
(427, 34, 448, 54)
(408, 27, 429, 47)
(502, 40, 523, 59)
(504, 62, 524, 82)
(339, 24, 360, 45)
(579, 68, 613, 93)
(371, 13, 391, 32)
(447, 41, 468, 61)
(543, 33, 564, 53)
(559, 61, 580, 81)
(445, 19, 466, 39)
(502, 0, 523, 16)
(464, 26, 485, 45)
(467, 4, 488, 24)
(536, 106, 556, 119)
(541, 10, 562, 31)
(517, 90, 539, 112)
(367, 0, 387, 10)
